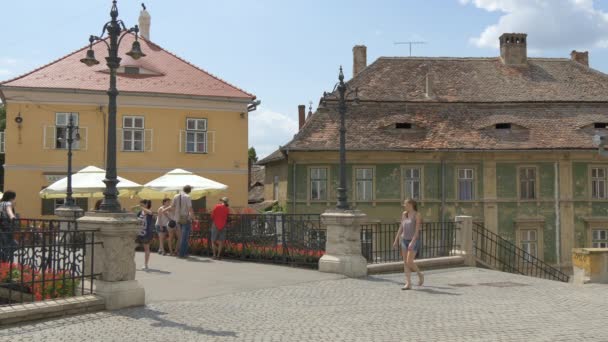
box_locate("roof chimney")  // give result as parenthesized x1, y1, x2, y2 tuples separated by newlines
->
(353, 45, 367, 77)
(425, 71, 433, 99)
(139, 4, 151, 40)
(499, 33, 527, 65)
(570, 50, 589, 67)
(298, 105, 306, 130)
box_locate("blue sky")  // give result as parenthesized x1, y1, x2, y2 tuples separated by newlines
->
(3, 0, 608, 158)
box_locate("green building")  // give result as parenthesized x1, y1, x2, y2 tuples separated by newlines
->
(259, 34, 608, 269)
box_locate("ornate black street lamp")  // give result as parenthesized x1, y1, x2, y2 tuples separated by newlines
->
(80, 0, 146, 212)
(60, 114, 80, 208)
(321, 66, 359, 210)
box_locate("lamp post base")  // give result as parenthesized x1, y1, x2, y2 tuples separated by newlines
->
(318, 209, 368, 278)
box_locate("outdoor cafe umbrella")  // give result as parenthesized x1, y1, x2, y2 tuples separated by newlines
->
(137, 168, 228, 200)
(39, 166, 143, 199)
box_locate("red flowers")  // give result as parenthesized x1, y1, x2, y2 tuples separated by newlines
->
(0, 262, 81, 302)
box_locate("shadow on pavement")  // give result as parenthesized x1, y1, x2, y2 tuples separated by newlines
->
(415, 288, 461, 296)
(139, 268, 171, 275)
(118, 307, 238, 337)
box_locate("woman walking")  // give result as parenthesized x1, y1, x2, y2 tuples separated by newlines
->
(0, 191, 17, 262)
(137, 199, 154, 270)
(393, 198, 424, 290)
(156, 198, 173, 255)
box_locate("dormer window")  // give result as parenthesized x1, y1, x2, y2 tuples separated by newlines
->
(495, 123, 512, 130)
(594, 123, 608, 129)
(395, 123, 412, 129)
(124, 66, 140, 75)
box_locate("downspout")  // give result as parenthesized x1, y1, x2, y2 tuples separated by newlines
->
(555, 162, 561, 268)
(292, 160, 296, 214)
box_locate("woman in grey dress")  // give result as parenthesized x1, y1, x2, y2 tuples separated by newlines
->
(393, 198, 424, 290)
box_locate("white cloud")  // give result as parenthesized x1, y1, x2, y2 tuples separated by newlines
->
(248, 106, 298, 159)
(0, 57, 19, 78)
(460, 0, 608, 51)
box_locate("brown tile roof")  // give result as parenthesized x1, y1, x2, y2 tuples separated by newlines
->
(349, 57, 608, 102)
(257, 149, 285, 165)
(286, 103, 608, 151)
(248, 184, 264, 204)
(250, 165, 265, 186)
(0, 33, 254, 100)
(248, 200, 278, 213)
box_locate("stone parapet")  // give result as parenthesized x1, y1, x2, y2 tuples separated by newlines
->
(319, 209, 368, 278)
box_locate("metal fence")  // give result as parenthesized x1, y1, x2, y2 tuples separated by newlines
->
(164, 214, 326, 268)
(0, 219, 100, 306)
(360, 222, 460, 264)
(473, 223, 569, 283)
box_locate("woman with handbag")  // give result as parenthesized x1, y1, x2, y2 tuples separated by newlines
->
(393, 198, 424, 290)
(136, 199, 154, 270)
(0, 191, 17, 262)
(156, 198, 173, 256)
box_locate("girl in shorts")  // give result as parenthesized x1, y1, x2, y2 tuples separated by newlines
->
(156, 198, 173, 255)
(393, 198, 424, 290)
(136, 199, 154, 270)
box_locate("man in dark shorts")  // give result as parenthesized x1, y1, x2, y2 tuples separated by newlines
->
(211, 197, 230, 260)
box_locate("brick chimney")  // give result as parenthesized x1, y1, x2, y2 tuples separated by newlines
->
(353, 45, 367, 77)
(499, 33, 527, 65)
(298, 105, 306, 130)
(570, 50, 589, 67)
(139, 4, 151, 40)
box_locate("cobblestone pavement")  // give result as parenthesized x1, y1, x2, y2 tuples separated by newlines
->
(1, 267, 606, 342)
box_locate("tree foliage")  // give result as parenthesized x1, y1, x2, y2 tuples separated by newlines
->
(248, 147, 258, 163)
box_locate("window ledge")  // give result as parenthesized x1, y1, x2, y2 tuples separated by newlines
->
(514, 216, 545, 223)
(582, 216, 608, 223)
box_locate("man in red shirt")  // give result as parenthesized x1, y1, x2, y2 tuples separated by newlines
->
(211, 197, 230, 259)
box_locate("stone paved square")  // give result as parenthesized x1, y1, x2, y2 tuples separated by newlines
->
(0, 262, 606, 342)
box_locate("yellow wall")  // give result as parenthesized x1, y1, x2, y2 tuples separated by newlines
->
(4, 100, 249, 218)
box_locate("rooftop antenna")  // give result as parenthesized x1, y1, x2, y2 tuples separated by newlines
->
(394, 41, 427, 57)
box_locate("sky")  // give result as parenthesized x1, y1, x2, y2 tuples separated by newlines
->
(3, 0, 608, 158)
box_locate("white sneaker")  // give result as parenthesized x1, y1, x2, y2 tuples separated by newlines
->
(142, 265, 149, 271)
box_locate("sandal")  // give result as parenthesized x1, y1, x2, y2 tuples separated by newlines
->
(401, 284, 411, 290)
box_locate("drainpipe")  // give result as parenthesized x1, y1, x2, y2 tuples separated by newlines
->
(555, 162, 561, 268)
(292, 161, 297, 214)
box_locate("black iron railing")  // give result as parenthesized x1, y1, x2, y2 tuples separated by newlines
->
(150, 214, 326, 268)
(360, 222, 459, 264)
(472, 223, 569, 283)
(0, 218, 100, 306)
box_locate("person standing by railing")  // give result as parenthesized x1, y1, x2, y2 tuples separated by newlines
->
(0, 191, 17, 262)
(393, 198, 424, 290)
(211, 197, 229, 260)
(155, 198, 173, 256)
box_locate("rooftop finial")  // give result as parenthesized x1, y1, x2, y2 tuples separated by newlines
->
(139, 3, 151, 40)
(142, 3, 146, 10)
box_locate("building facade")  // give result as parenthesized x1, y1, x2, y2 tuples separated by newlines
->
(260, 34, 608, 268)
(0, 10, 256, 218)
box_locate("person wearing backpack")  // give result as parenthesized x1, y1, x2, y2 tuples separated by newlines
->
(0, 191, 18, 262)
(172, 185, 194, 258)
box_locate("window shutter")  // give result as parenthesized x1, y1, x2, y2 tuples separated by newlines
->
(118, 129, 124, 151)
(43, 125, 56, 149)
(179, 130, 185, 153)
(41, 199, 55, 216)
(207, 130, 215, 153)
(0, 131, 5, 154)
(77, 127, 88, 150)
(145, 129, 153, 152)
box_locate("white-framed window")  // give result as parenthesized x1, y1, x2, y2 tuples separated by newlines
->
(458, 168, 475, 201)
(185, 118, 207, 153)
(403, 167, 421, 200)
(519, 167, 537, 200)
(310, 168, 328, 201)
(273, 175, 279, 200)
(591, 167, 607, 199)
(55, 113, 80, 149)
(122, 116, 145, 152)
(0, 131, 5, 154)
(592, 229, 608, 248)
(355, 168, 373, 201)
(520, 229, 538, 258)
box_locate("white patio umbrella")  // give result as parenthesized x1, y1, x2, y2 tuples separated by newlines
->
(138, 168, 228, 200)
(39, 166, 143, 199)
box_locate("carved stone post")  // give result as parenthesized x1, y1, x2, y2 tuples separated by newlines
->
(319, 210, 368, 278)
(78, 212, 145, 310)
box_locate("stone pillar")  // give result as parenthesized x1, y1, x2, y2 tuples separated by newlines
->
(483, 159, 498, 234)
(77, 212, 145, 310)
(572, 248, 608, 285)
(55, 206, 84, 228)
(559, 159, 575, 269)
(319, 210, 368, 278)
(455, 215, 475, 266)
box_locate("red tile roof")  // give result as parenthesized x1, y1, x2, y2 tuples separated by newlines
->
(286, 103, 608, 151)
(349, 57, 608, 102)
(1, 33, 254, 100)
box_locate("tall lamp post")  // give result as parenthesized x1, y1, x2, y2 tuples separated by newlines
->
(61, 114, 80, 208)
(80, 0, 146, 212)
(321, 66, 359, 210)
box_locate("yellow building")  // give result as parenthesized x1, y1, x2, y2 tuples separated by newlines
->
(0, 11, 256, 218)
